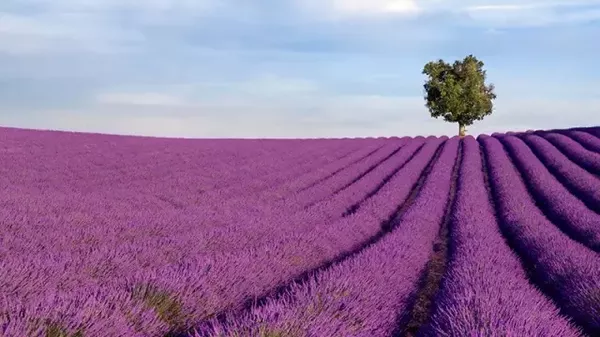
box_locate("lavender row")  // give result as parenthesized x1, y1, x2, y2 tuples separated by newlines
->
(193, 137, 432, 256)
(0, 139, 359, 231)
(538, 132, 600, 175)
(255, 138, 405, 202)
(0, 127, 322, 188)
(137, 137, 441, 317)
(0, 135, 399, 283)
(155, 139, 410, 244)
(0, 139, 370, 336)
(580, 127, 600, 139)
(287, 139, 409, 209)
(246, 140, 393, 198)
(565, 129, 600, 153)
(191, 139, 382, 203)
(195, 139, 400, 218)
(421, 136, 580, 337)
(159, 138, 444, 320)
(0, 129, 353, 197)
(30, 128, 372, 198)
(287, 137, 424, 216)
(0, 276, 169, 337)
(135, 139, 365, 204)
(212, 138, 406, 217)
(519, 133, 600, 212)
(0, 138, 443, 335)
(204, 139, 402, 200)
(194, 137, 459, 337)
(480, 135, 600, 335)
(176, 138, 418, 252)
(496, 134, 600, 252)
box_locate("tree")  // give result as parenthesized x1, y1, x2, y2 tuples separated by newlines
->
(422, 55, 496, 137)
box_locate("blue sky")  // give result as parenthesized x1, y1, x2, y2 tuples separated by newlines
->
(1, 0, 600, 138)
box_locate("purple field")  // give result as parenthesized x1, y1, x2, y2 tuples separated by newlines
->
(1, 125, 599, 337)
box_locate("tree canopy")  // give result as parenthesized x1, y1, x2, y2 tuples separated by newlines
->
(422, 55, 496, 136)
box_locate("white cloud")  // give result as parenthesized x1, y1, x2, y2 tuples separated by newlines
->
(4, 89, 598, 138)
(297, 0, 421, 19)
(93, 75, 321, 109)
(235, 74, 320, 96)
(330, 0, 420, 15)
(3, 70, 598, 139)
(465, 0, 600, 11)
(467, 4, 529, 11)
(295, 0, 600, 25)
(0, 95, 438, 138)
(480, 98, 600, 132)
(1, 0, 599, 140)
(0, 12, 143, 54)
(461, 0, 600, 27)
(96, 92, 187, 106)
(8, 0, 215, 13)
(0, 0, 218, 54)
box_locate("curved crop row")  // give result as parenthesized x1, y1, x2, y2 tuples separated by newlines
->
(581, 127, 600, 139)
(292, 139, 410, 209)
(194, 139, 390, 204)
(3, 126, 600, 337)
(538, 132, 600, 175)
(149, 139, 371, 207)
(0, 137, 442, 336)
(0, 129, 362, 207)
(421, 136, 581, 337)
(273, 140, 394, 195)
(299, 138, 424, 218)
(496, 134, 600, 252)
(186, 138, 423, 255)
(141, 138, 445, 323)
(197, 137, 429, 256)
(560, 129, 600, 153)
(519, 133, 600, 213)
(0, 139, 381, 248)
(194, 137, 460, 337)
(169, 138, 419, 262)
(201, 138, 408, 223)
(193, 139, 394, 217)
(480, 135, 600, 335)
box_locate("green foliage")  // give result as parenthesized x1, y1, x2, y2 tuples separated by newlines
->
(45, 322, 85, 337)
(25, 317, 85, 337)
(422, 55, 496, 135)
(257, 327, 293, 337)
(131, 284, 188, 335)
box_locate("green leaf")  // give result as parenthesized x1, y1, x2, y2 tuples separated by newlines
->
(422, 55, 496, 135)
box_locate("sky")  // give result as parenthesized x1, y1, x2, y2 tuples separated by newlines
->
(1, 0, 600, 138)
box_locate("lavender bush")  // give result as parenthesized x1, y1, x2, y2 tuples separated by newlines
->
(1, 126, 599, 337)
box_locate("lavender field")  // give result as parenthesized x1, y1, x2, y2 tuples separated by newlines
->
(1, 126, 599, 337)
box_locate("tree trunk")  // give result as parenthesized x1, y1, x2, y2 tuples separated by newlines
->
(458, 123, 467, 137)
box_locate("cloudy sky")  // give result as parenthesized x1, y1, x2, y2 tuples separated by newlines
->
(1, 0, 600, 138)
